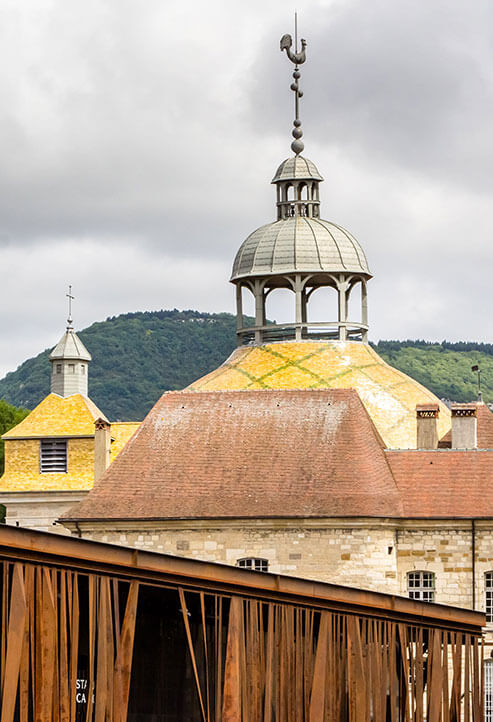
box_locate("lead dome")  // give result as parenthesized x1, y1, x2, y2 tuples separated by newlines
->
(230, 149, 371, 344)
(272, 155, 323, 182)
(231, 217, 370, 281)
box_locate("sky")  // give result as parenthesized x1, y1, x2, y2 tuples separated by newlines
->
(1, 0, 493, 377)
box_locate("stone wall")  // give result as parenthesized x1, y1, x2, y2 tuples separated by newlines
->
(1, 491, 89, 533)
(396, 526, 474, 608)
(68, 518, 493, 637)
(79, 522, 398, 592)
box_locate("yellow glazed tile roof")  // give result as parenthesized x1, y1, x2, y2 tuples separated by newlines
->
(187, 341, 451, 449)
(0, 396, 140, 492)
(2, 393, 107, 439)
(110, 423, 140, 460)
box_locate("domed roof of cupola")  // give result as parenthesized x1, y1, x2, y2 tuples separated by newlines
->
(272, 155, 323, 183)
(231, 216, 371, 281)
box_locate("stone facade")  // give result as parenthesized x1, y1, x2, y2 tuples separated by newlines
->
(66, 517, 493, 641)
(2, 490, 88, 533)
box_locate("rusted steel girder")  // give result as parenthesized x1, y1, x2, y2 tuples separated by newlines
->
(0, 527, 486, 721)
(0, 526, 484, 634)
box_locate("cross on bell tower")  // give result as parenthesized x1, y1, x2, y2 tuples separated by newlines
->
(66, 285, 75, 329)
(49, 286, 92, 397)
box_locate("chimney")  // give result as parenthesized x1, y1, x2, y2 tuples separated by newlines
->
(94, 418, 111, 481)
(451, 403, 477, 449)
(416, 404, 440, 449)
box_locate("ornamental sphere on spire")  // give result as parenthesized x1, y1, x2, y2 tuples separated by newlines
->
(280, 31, 307, 155)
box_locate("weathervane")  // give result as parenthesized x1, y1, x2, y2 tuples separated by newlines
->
(66, 285, 75, 329)
(280, 13, 307, 155)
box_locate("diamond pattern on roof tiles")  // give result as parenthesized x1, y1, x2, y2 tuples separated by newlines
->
(187, 341, 451, 449)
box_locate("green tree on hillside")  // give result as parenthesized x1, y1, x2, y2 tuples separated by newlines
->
(0, 309, 491, 419)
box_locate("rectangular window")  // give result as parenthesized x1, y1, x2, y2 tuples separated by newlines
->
(407, 571, 435, 602)
(236, 558, 268, 572)
(40, 440, 68, 473)
(81, 365, 85, 375)
(486, 573, 493, 623)
(56, 364, 62, 374)
(485, 660, 493, 722)
(68, 364, 75, 374)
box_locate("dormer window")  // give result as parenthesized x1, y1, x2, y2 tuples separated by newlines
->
(40, 440, 68, 473)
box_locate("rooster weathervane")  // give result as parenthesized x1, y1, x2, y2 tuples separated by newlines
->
(280, 13, 307, 155)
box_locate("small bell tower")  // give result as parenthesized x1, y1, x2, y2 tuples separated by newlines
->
(49, 286, 92, 397)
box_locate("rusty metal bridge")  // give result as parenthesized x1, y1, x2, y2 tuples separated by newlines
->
(0, 526, 485, 721)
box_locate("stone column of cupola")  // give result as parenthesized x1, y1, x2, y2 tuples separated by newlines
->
(276, 180, 321, 220)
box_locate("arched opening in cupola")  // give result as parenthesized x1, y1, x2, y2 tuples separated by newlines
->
(347, 280, 362, 324)
(298, 183, 309, 201)
(306, 285, 339, 328)
(264, 286, 296, 330)
(240, 285, 256, 324)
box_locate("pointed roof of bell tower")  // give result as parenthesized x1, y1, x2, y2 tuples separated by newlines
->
(50, 330, 92, 363)
(49, 286, 91, 362)
(49, 286, 91, 397)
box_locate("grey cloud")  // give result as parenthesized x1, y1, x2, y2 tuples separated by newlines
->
(256, 0, 493, 191)
(1, 0, 493, 381)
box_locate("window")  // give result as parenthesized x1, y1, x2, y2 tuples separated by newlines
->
(236, 558, 268, 572)
(68, 364, 75, 374)
(56, 364, 62, 374)
(486, 573, 493, 623)
(407, 571, 435, 602)
(40, 440, 67, 473)
(81, 365, 85, 374)
(486, 659, 493, 722)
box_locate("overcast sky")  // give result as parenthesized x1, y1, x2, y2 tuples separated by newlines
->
(1, 0, 493, 378)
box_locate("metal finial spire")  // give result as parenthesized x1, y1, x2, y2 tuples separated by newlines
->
(280, 13, 307, 155)
(66, 285, 75, 330)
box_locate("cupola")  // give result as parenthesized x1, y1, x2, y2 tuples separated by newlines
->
(230, 32, 372, 346)
(49, 287, 92, 397)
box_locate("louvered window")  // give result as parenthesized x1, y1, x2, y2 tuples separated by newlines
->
(40, 440, 67, 473)
(236, 558, 268, 572)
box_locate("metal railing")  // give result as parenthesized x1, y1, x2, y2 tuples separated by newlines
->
(237, 320, 368, 345)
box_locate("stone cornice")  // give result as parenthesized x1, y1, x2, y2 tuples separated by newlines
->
(60, 516, 493, 534)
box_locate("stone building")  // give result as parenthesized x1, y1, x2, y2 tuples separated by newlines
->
(60, 35, 493, 666)
(4, 30, 493, 686)
(0, 315, 139, 529)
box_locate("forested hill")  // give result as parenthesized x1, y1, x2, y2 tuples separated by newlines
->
(0, 310, 242, 420)
(0, 309, 491, 420)
(373, 340, 493, 405)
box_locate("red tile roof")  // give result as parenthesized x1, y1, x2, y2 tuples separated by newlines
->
(386, 449, 493, 517)
(63, 389, 403, 521)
